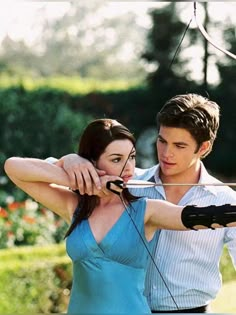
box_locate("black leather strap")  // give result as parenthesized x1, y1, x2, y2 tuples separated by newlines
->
(181, 204, 236, 230)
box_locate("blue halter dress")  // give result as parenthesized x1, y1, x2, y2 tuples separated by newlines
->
(66, 197, 155, 314)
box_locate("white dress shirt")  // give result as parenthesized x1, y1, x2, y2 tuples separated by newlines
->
(131, 162, 236, 311)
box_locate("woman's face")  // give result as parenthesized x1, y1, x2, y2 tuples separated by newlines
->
(96, 139, 136, 182)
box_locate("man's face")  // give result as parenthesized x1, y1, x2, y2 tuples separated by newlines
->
(156, 126, 203, 178)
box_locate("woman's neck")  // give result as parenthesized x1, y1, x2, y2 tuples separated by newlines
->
(99, 194, 121, 207)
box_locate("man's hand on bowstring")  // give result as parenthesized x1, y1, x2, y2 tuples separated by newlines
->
(56, 153, 106, 195)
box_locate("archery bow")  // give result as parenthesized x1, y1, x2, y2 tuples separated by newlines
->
(194, 2, 236, 60)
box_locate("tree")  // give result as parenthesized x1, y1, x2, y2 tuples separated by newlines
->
(0, 1, 147, 80)
(141, 3, 199, 108)
(208, 25, 236, 176)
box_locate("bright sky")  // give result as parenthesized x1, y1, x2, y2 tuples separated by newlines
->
(0, 1, 235, 83)
(0, 1, 71, 44)
(1, 2, 235, 42)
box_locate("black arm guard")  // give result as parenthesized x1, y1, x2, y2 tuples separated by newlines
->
(181, 204, 236, 230)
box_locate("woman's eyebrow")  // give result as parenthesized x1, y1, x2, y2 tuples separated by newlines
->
(108, 150, 136, 157)
(108, 153, 122, 157)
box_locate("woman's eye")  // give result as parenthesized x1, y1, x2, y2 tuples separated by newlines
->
(130, 154, 136, 160)
(112, 158, 120, 163)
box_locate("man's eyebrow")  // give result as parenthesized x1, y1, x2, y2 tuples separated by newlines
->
(158, 134, 188, 146)
(158, 134, 167, 142)
(158, 134, 165, 140)
(174, 141, 188, 146)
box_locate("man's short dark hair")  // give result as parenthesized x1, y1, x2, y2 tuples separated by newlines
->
(156, 93, 220, 158)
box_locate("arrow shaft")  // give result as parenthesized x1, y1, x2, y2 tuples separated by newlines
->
(124, 182, 236, 188)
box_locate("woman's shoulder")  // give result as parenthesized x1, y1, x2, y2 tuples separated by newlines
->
(130, 197, 148, 214)
(132, 196, 148, 205)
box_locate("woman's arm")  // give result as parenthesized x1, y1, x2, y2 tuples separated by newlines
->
(4, 157, 79, 223)
(145, 199, 186, 232)
(145, 199, 236, 238)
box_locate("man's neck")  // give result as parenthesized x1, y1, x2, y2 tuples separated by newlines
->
(159, 161, 201, 184)
(159, 161, 202, 204)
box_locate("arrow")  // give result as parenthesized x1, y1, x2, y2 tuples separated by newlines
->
(123, 179, 236, 188)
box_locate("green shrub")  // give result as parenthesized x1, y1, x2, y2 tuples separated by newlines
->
(0, 244, 235, 313)
(220, 246, 236, 283)
(0, 243, 67, 261)
(0, 244, 71, 313)
(0, 87, 93, 163)
(0, 75, 140, 94)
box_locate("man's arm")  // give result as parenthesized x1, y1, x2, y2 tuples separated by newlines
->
(46, 154, 106, 195)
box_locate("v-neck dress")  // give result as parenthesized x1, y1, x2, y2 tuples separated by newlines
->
(66, 197, 155, 314)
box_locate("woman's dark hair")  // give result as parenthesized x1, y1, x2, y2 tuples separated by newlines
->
(65, 118, 139, 237)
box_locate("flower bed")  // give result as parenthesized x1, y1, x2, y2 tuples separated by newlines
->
(0, 197, 68, 248)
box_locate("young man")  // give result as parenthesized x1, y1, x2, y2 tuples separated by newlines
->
(129, 94, 236, 313)
(52, 93, 236, 313)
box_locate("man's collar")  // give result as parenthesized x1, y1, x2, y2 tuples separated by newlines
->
(154, 165, 162, 184)
(198, 162, 218, 195)
(153, 162, 217, 196)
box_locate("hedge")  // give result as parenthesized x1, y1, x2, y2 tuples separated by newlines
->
(0, 244, 235, 313)
(0, 244, 71, 313)
(1, 83, 236, 182)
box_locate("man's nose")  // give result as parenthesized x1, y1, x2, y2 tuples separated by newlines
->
(163, 146, 174, 158)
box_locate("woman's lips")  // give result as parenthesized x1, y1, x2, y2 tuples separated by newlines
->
(122, 175, 133, 182)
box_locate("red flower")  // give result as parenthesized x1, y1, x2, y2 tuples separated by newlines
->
(8, 202, 25, 211)
(0, 207, 8, 218)
(40, 208, 47, 215)
(7, 231, 14, 238)
(23, 215, 36, 224)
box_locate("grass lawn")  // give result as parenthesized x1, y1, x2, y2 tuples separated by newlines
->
(211, 281, 236, 313)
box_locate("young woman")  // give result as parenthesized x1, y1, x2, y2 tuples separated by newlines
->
(4, 118, 236, 314)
